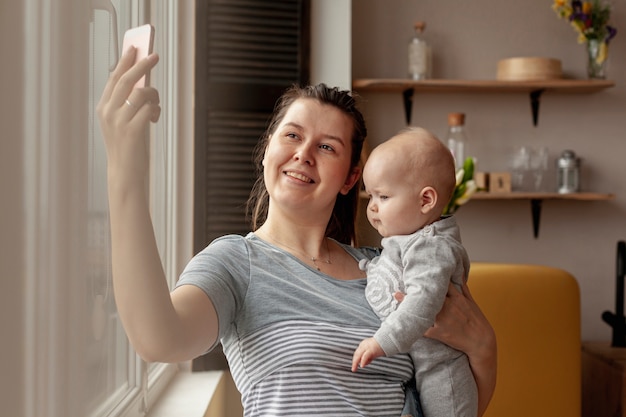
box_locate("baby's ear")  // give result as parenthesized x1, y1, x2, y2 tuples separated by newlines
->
(420, 186, 438, 214)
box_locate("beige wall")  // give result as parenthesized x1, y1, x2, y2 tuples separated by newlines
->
(352, 0, 626, 342)
(0, 3, 25, 417)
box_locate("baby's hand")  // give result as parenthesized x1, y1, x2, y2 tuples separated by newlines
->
(394, 291, 405, 303)
(351, 337, 386, 372)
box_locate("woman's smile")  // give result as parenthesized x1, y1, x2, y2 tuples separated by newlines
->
(284, 169, 315, 184)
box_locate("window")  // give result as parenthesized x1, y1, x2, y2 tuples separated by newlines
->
(19, 1, 193, 416)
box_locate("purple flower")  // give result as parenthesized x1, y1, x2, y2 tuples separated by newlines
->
(606, 25, 617, 43)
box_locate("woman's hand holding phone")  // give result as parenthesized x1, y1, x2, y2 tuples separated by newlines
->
(96, 25, 160, 180)
(122, 24, 155, 88)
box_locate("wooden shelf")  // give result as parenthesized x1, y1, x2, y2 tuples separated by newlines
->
(359, 191, 615, 201)
(353, 78, 616, 236)
(469, 192, 614, 238)
(472, 191, 615, 201)
(352, 78, 615, 125)
(352, 78, 615, 94)
(359, 191, 614, 238)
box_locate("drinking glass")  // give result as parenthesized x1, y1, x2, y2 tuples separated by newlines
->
(510, 146, 531, 191)
(530, 147, 549, 191)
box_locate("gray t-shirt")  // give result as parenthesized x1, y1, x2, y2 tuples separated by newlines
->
(176, 233, 414, 417)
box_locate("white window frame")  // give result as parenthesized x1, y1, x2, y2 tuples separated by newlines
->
(21, 1, 194, 416)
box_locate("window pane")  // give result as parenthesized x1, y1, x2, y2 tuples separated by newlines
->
(86, 4, 137, 414)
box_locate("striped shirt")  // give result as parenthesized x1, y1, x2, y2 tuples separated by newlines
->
(177, 233, 414, 416)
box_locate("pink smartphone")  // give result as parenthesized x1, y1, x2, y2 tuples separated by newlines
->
(122, 24, 155, 88)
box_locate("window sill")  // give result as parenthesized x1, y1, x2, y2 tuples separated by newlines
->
(147, 370, 225, 417)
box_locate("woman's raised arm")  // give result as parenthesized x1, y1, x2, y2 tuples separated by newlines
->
(97, 47, 218, 363)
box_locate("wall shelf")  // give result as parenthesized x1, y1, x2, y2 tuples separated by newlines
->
(352, 78, 615, 125)
(471, 191, 614, 201)
(472, 192, 615, 238)
(354, 78, 616, 237)
(360, 191, 614, 238)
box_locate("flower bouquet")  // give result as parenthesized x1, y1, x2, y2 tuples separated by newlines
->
(552, 0, 617, 78)
(444, 157, 478, 215)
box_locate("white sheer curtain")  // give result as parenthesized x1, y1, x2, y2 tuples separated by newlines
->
(18, 1, 191, 416)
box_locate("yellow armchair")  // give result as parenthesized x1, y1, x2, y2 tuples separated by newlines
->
(469, 263, 581, 417)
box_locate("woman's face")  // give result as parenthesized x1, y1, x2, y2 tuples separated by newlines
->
(263, 98, 361, 218)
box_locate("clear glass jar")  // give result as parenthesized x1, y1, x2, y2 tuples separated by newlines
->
(408, 21, 430, 80)
(447, 112, 468, 170)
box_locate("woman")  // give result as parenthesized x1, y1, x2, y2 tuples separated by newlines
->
(98, 47, 496, 416)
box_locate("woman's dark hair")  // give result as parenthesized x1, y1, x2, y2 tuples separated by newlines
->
(246, 83, 367, 245)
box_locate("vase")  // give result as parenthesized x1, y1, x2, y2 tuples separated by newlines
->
(586, 39, 607, 79)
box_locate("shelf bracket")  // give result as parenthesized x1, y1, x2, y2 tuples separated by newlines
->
(529, 89, 545, 126)
(530, 198, 542, 238)
(402, 88, 414, 125)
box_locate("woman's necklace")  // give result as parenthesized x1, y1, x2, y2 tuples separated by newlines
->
(264, 233, 332, 271)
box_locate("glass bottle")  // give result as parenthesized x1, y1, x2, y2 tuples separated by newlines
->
(447, 112, 468, 170)
(408, 21, 430, 80)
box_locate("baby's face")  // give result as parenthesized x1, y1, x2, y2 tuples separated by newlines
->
(362, 151, 429, 237)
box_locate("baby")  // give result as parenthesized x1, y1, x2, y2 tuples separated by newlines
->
(352, 127, 477, 417)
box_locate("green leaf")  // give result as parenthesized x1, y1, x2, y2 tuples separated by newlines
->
(462, 157, 474, 182)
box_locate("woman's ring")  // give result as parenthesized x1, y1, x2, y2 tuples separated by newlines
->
(125, 99, 138, 109)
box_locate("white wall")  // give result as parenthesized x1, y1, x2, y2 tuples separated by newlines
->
(352, 0, 626, 341)
(310, 0, 352, 89)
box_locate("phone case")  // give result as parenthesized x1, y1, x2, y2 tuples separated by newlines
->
(122, 24, 155, 88)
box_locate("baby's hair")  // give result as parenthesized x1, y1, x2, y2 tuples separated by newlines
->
(390, 126, 457, 209)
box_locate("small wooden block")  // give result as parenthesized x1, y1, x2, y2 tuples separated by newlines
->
(474, 172, 489, 191)
(489, 172, 512, 193)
